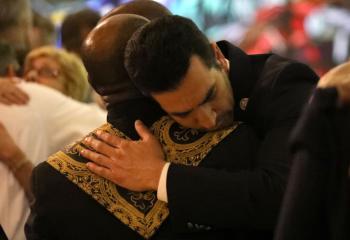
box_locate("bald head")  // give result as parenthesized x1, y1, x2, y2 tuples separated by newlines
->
(101, 0, 171, 21)
(318, 60, 350, 104)
(318, 61, 350, 86)
(81, 14, 149, 105)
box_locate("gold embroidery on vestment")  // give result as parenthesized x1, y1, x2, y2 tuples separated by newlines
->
(47, 116, 238, 238)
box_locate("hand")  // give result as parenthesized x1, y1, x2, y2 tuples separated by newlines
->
(81, 120, 166, 191)
(0, 77, 29, 105)
(0, 122, 26, 168)
(317, 62, 350, 104)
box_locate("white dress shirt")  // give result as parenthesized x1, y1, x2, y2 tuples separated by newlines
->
(157, 162, 170, 202)
(0, 82, 106, 240)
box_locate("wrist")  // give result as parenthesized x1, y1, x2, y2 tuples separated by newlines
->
(6, 150, 26, 170)
(150, 160, 166, 190)
(11, 156, 31, 173)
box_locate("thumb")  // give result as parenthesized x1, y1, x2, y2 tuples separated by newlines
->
(134, 120, 152, 140)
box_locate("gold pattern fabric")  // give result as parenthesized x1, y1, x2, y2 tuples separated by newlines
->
(47, 116, 239, 238)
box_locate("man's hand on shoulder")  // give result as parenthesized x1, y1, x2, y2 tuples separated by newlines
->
(0, 122, 26, 169)
(81, 120, 166, 192)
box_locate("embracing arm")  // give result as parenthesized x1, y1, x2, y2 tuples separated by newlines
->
(166, 123, 292, 231)
(0, 77, 29, 105)
(0, 122, 34, 200)
(275, 60, 350, 239)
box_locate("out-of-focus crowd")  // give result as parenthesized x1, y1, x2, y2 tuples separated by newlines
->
(237, 0, 350, 76)
(0, 1, 106, 239)
(0, 0, 349, 240)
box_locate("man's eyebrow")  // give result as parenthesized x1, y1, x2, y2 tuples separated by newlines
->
(199, 85, 215, 106)
(170, 84, 215, 118)
(170, 109, 192, 118)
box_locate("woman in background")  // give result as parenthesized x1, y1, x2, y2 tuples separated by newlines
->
(24, 46, 89, 102)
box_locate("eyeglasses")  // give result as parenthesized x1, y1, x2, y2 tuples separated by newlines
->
(24, 67, 60, 79)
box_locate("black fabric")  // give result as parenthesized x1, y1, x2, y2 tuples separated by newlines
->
(166, 41, 319, 239)
(26, 123, 259, 240)
(25, 163, 143, 240)
(0, 225, 8, 240)
(106, 97, 165, 139)
(274, 88, 350, 240)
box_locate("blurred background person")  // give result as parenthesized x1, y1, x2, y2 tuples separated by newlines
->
(30, 11, 56, 48)
(0, 1, 105, 238)
(60, 8, 105, 107)
(0, 42, 29, 106)
(304, 0, 350, 70)
(23, 45, 90, 102)
(275, 59, 350, 240)
(0, 0, 33, 74)
(61, 8, 101, 58)
(24, 0, 350, 78)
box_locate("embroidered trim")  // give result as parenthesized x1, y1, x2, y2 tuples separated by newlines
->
(47, 116, 238, 238)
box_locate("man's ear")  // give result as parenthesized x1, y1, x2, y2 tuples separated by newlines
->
(210, 42, 229, 73)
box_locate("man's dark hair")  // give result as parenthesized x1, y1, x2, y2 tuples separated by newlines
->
(61, 8, 100, 56)
(124, 15, 216, 95)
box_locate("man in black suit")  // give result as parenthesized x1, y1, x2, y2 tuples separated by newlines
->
(26, 12, 260, 240)
(81, 14, 319, 238)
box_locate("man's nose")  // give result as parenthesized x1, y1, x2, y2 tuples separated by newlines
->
(197, 106, 217, 130)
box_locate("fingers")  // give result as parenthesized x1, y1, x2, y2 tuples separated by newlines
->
(86, 162, 113, 180)
(3, 91, 28, 105)
(134, 120, 152, 141)
(0, 95, 12, 105)
(95, 130, 124, 148)
(12, 88, 29, 104)
(80, 148, 113, 168)
(0, 86, 29, 105)
(83, 136, 117, 160)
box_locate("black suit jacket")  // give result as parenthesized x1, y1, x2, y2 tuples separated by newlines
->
(274, 88, 350, 240)
(165, 41, 319, 238)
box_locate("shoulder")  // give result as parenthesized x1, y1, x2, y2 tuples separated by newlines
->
(19, 82, 84, 109)
(31, 161, 68, 196)
(252, 55, 318, 98)
(222, 122, 259, 147)
(0, 103, 42, 126)
(18, 82, 62, 98)
(267, 55, 319, 84)
(33, 161, 58, 179)
(32, 161, 69, 187)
